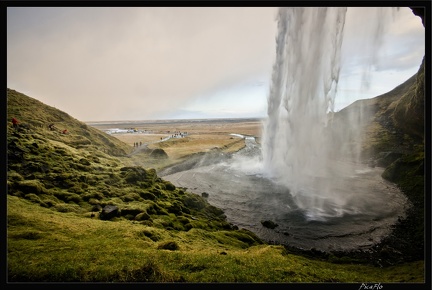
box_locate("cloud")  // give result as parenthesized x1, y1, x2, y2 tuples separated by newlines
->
(7, 7, 277, 121)
(340, 7, 424, 74)
(7, 7, 424, 121)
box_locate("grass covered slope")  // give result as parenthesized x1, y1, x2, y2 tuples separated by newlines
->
(6, 89, 425, 282)
(7, 88, 131, 156)
(7, 195, 424, 282)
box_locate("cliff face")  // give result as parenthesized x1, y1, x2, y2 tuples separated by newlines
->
(332, 7, 425, 160)
(329, 7, 426, 262)
(395, 7, 426, 140)
(391, 57, 425, 141)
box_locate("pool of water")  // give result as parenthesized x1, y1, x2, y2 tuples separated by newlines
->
(162, 138, 409, 252)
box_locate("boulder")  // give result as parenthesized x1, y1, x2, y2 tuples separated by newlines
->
(100, 205, 119, 220)
(261, 220, 279, 229)
(376, 152, 404, 167)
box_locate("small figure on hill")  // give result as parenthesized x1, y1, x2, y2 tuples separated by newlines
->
(48, 123, 56, 131)
(140, 141, 142, 146)
(12, 117, 19, 130)
(62, 129, 68, 134)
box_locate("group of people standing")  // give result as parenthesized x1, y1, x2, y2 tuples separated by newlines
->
(171, 131, 188, 138)
(133, 142, 142, 147)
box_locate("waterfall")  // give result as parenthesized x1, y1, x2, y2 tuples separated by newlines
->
(261, 7, 396, 220)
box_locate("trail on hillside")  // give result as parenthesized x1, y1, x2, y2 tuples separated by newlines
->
(126, 135, 171, 157)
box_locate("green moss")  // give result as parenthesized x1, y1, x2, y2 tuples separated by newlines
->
(152, 216, 174, 229)
(199, 229, 264, 249)
(139, 191, 156, 201)
(8, 170, 24, 181)
(135, 212, 151, 221)
(138, 229, 161, 242)
(79, 158, 91, 166)
(65, 193, 83, 204)
(16, 180, 48, 195)
(120, 192, 142, 202)
(81, 191, 105, 201)
(9, 230, 45, 240)
(382, 153, 424, 185)
(6, 87, 426, 282)
(202, 205, 225, 219)
(177, 216, 190, 224)
(120, 207, 145, 217)
(157, 241, 179, 251)
(53, 203, 82, 213)
(39, 194, 59, 207)
(163, 181, 176, 191)
(24, 193, 43, 204)
(182, 194, 206, 211)
(184, 220, 210, 231)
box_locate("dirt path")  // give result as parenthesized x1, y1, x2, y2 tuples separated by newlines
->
(126, 135, 172, 157)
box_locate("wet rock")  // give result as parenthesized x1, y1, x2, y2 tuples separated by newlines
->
(100, 205, 119, 220)
(376, 151, 404, 167)
(261, 220, 279, 229)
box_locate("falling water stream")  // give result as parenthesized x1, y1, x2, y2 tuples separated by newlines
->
(162, 7, 410, 251)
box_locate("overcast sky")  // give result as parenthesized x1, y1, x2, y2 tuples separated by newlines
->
(7, 7, 425, 121)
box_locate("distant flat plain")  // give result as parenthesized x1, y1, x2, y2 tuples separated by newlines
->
(88, 118, 263, 170)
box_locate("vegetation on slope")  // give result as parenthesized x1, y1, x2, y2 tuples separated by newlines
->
(7, 195, 424, 282)
(6, 88, 425, 282)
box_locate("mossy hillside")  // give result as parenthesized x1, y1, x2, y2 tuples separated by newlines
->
(7, 87, 425, 282)
(7, 89, 254, 234)
(7, 88, 131, 156)
(7, 127, 235, 232)
(8, 196, 424, 282)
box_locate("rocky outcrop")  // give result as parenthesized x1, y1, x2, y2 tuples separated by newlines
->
(261, 220, 279, 229)
(100, 205, 119, 220)
(390, 57, 425, 141)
